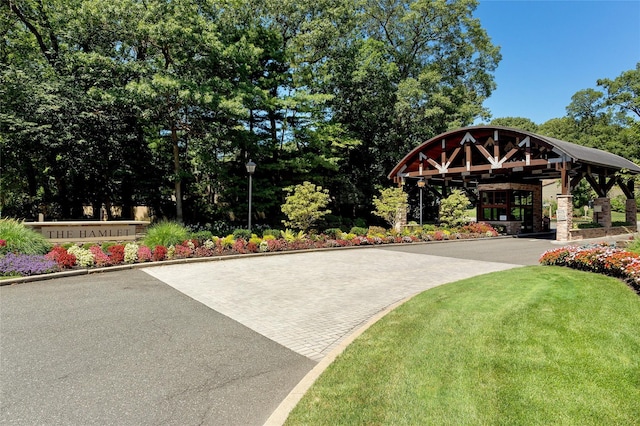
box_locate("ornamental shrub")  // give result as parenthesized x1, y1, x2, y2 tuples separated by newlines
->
(281, 182, 331, 231)
(137, 246, 152, 262)
(124, 243, 139, 263)
(152, 245, 167, 261)
(372, 187, 408, 231)
(45, 246, 76, 269)
(107, 245, 125, 264)
(67, 245, 95, 267)
(0, 218, 51, 255)
(90, 245, 111, 266)
(439, 190, 470, 228)
(191, 230, 213, 243)
(324, 228, 343, 239)
(143, 221, 189, 247)
(233, 229, 251, 240)
(349, 227, 368, 236)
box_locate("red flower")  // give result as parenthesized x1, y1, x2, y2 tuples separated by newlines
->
(152, 245, 167, 261)
(107, 245, 125, 264)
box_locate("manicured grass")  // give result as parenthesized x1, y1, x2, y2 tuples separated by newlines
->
(286, 266, 640, 425)
(611, 210, 640, 223)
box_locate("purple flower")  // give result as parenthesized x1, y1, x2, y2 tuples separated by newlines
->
(0, 253, 59, 276)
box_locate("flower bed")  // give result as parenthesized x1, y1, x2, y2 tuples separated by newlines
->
(539, 244, 640, 294)
(1, 223, 500, 278)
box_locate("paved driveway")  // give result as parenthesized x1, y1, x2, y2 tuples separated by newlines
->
(1, 238, 560, 425)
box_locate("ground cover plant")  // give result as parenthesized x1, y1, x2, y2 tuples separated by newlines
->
(0, 219, 500, 277)
(285, 266, 640, 425)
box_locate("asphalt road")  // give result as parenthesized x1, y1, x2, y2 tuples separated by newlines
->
(0, 270, 314, 426)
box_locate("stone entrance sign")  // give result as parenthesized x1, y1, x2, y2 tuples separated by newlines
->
(24, 221, 150, 243)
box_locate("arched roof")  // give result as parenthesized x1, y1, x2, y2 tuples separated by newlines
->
(389, 126, 640, 182)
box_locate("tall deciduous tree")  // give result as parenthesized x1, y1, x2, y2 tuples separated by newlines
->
(318, 0, 500, 218)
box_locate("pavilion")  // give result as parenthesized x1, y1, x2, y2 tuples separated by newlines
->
(389, 126, 640, 241)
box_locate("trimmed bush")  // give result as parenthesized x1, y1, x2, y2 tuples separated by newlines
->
(233, 228, 252, 240)
(191, 230, 213, 243)
(0, 218, 51, 255)
(324, 228, 344, 239)
(349, 227, 368, 236)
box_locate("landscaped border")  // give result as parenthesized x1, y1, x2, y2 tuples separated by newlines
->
(1, 223, 501, 283)
(539, 244, 640, 294)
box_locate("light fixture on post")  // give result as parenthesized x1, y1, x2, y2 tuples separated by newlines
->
(245, 159, 256, 232)
(417, 178, 426, 226)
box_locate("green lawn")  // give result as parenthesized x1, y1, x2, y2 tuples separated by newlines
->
(286, 266, 640, 425)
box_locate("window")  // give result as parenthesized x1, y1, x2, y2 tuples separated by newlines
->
(480, 190, 533, 227)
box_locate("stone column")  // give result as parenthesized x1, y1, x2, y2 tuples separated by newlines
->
(556, 195, 573, 242)
(593, 197, 611, 228)
(626, 199, 637, 227)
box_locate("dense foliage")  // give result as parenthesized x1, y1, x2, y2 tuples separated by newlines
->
(0, 0, 500, 227)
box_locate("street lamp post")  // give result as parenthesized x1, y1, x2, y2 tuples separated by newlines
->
(245, 160, 256, 232)
(417, 178, 426, 226)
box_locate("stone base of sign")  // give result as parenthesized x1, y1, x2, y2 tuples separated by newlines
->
(24, 221, 150, 243)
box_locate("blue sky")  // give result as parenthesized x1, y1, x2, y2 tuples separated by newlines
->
(473, 0, 640, 124)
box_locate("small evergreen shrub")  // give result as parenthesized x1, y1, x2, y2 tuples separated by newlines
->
(324, 228, 344, 239)
(233, 229, 252, 240)
(350, 227, 368, 236)
(191, 230, 213, 243)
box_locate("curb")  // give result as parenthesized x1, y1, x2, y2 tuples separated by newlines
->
(263, 294, 416, 426)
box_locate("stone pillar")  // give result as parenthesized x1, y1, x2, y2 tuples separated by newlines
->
(626, 199, 637, 226)
(593, 197, 611, 228)
(556, 195, 573, 242)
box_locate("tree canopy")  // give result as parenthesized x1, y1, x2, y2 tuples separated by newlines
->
(0, 0, 501, 227)
(10, 3, 638, 229)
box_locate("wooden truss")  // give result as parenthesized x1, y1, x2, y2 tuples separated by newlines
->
(391, 128, 637, 200)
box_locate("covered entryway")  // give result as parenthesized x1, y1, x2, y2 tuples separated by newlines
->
(389, 126, 640, 241)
